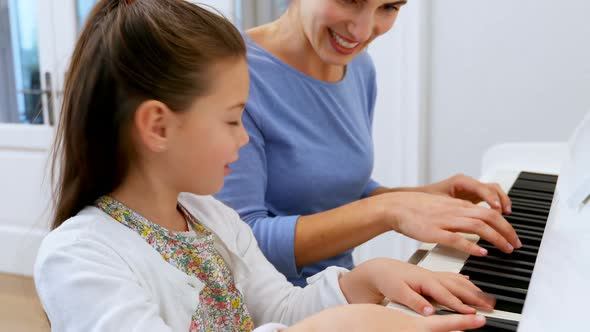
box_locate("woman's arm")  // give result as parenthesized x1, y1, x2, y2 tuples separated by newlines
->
(218, 110, 520, 272)
(294, 188, 520, 267)
(229, 206, 490, 331)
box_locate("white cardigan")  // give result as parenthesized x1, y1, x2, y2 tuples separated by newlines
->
(34, 193, 350, 332)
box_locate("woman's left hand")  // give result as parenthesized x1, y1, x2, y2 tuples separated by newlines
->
(339, 258, 496, 316)
(422, 174, 512, 215)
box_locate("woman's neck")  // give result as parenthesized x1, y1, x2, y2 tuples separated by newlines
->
(247, 8, 345, 82)
(110, 167, 188, 232)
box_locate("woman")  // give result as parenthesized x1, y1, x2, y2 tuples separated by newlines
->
(217, 0, 521, 286)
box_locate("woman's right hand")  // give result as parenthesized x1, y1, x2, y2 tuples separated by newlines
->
(283, 304, 486, 332)
(373, 191, 521, 257)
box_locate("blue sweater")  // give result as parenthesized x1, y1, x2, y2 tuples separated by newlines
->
(216, 36, 380, 286)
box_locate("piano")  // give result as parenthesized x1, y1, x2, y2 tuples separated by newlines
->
(386, 110, 590, 331)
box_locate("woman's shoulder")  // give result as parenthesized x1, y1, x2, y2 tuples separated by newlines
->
(244, 36, 283, 72)
(349, 50, 376, 78)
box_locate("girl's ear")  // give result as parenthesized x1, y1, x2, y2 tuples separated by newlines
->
(133, 100, 175, 152)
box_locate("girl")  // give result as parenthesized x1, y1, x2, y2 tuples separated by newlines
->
(34, 0, 492, 331)
(216, 0, 522, 287)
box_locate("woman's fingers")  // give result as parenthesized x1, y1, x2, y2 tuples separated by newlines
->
(430, 230, 488, 257)
(449, 216, 515, 253)
(462, 206, 521, 250)
(491, 182, 512, 214)
(472, 183, 504, 213)
(422, 314, 486, 332)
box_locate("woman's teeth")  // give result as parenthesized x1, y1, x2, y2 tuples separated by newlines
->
(330, 29, 359, 49)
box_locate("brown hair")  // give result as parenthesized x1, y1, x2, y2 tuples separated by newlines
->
(50, 0, 245, 229)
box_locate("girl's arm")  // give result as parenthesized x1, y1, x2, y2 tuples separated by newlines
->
(227, 204, 491, 330)
(35, 238, 174, 332)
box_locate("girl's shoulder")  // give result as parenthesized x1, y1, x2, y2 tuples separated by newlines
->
(34, 207, 149, 277)
(38, 207, 131, 249)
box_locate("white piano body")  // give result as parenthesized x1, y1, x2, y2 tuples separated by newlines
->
(387, 111, 590, 331)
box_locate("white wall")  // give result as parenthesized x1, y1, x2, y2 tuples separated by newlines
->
(356, 0, 590, 263)
(192, 0, 234, 20)
(429, 0, 590, 182)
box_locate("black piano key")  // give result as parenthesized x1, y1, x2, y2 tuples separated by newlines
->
(452, 171, 558, 319)
(436, 309, 519, 332)
(478, 241, 539, 253)
(472, 280, 527, 299)
(505, 215, 547, 228)
(509, 206, 549, 219)
(461, 266, 530, 289)
(464, 258, 533, 277)
(469, 318, 519, 331)
(470, 281, 527, 313)
(518, 171, 558, 184)
(508, 188, 554, 202)
(509, 222, 546, 233)
(489, 294, 525, 313)
(470, 254, 535, 269)
(507, 197, 551, 212)
(484, 247, 537, 263)
(507, 211, 548, 223)
(513, 233, 542, 246)
(512, 226, 544, 238)
(511, 179, 557, 194)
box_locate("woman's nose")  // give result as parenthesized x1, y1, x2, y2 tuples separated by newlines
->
(347, 13, 373, 42)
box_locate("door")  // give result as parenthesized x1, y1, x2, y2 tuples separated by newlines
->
(0, 0, 77, 276)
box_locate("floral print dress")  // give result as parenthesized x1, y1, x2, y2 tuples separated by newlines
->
(95, 196, 254, 332)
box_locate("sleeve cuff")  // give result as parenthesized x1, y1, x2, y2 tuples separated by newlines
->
(362, 179, 382, 198)
(274, 214, 302, 280)
(306, 266, 351, 306)
(253, 323, 288, 332)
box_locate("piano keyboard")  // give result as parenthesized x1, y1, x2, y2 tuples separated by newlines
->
(458, 171, 557, 331)
(387, 171, 559, 331)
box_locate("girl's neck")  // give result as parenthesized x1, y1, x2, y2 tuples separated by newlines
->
(247, 8, 345, 82)
(110, 168, 188, 232)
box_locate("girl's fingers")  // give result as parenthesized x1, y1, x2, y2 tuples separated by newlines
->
(393, 284, 435, 316)
(423, 281, 476, 314)
(442, 275, 496, 310)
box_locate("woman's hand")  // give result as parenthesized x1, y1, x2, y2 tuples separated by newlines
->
(423, 174, 512, 215)
(283, 303, 486, 332)
(339, 258, 495, 316)
(373, 190, 521, 256)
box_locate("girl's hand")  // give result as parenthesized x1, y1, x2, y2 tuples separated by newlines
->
(423, 174, 512, 215)
(339, 258, 496, 316)
(283, 303, 486, 332)
(375, 191, 521, 256)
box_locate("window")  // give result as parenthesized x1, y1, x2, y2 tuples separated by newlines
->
(235, 0, 288, 29)
(0, 0, 44, 124)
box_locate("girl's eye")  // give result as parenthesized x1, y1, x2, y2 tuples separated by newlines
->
(227, 121, 240, 126)
(382, 4, 401, 12)
(339, 0, 358, 6)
